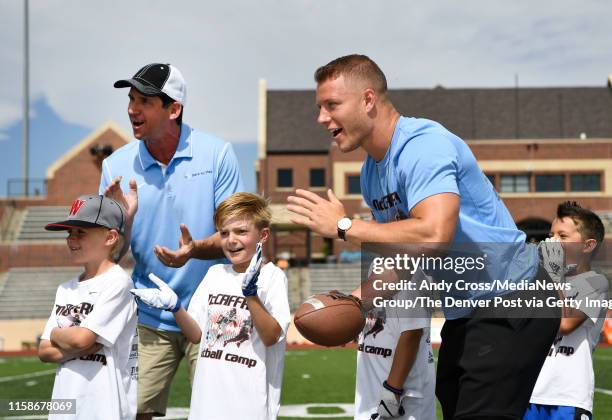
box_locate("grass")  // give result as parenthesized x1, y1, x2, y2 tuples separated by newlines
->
(1, 347, 612, 419)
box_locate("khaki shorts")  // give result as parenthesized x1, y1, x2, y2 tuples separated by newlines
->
(137, 324, 199, 416)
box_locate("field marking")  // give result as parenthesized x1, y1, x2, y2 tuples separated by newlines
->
(279, 403, 354, 418)
(595, 387, 612, 397)
(0, 369, 55, 383)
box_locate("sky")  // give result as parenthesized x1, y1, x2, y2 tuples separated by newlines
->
(1, 0, 611, 195)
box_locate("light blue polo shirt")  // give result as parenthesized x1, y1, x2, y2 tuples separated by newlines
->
(361, 117, 539, 318)
(99, 123, 244, 331)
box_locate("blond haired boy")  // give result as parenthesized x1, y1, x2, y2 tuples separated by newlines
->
(38, 195, 138, 419)
(132, 192, 290, 420)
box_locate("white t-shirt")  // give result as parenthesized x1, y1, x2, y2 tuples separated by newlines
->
(41, 264, 138, 420)
(355, 288, 436, 420)
(530, 271, 609, 412)
(187, 262, 290, 420)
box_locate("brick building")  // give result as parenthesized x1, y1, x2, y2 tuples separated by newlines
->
(256, 81, 612, 263)
(0, 122, 130, 271)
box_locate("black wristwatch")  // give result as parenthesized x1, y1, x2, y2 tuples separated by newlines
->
(337, 217, 352, 241)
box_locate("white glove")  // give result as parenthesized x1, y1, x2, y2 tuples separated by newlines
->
(242, 242, 263, 297)
(56, 314, 79, 328)
(537, 238, 577, 283)
(130, 273, 180, 312)
(371, 382, 404, 419)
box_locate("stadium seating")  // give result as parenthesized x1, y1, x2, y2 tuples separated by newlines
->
(0, 267, 82, 319)
(308, 263, 361, 296)
(16, 206, 69, 241)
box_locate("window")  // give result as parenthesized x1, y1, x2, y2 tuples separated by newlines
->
(500, 174, 529, 193)
(277, 169, 293, 188)
(535, 175, 564, 192)
(570, 174, 601, 192)
(347, 175, 361, 194)
(310, 168, 325, 187)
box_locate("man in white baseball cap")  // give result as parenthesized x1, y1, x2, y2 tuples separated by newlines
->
(102, 62, 244, 419)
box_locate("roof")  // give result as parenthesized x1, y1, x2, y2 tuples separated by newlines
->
(266, 87, 612, 153)
(46, 121, 131, 178)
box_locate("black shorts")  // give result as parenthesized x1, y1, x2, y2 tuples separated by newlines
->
(435, 266, 561, 420)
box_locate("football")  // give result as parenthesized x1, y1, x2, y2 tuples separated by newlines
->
(294, 292, 365, 346)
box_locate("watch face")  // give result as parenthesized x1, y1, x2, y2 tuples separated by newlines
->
(338, 217, 352, 230)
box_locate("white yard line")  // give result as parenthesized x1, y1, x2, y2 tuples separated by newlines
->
(595, 387, 612, 397)
(0, 369, 55, 383)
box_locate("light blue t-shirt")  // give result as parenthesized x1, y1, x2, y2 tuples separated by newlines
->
(99, 123, 244, 331)
(361, 117, 539, 318)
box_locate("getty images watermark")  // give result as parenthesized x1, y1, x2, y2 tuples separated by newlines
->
(360, 242, 611, 317)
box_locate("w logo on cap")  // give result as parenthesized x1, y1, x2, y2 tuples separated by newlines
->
(69, 199, 87, 216)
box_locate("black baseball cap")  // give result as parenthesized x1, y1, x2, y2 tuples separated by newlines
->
(114, 63, 187, 105)
(45, 195, 126, 234)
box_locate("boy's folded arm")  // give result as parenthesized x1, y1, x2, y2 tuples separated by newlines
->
(38, 339, 102, 363)
(38, 339, 72, 363)
(50, 326, 99, 352)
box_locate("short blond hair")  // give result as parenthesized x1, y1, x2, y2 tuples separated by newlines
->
(214, 192, 271, 230)
(110, 232, 125, 263)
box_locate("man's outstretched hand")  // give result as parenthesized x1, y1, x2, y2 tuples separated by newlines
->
(104, 176, 138, 220)
(154, 224, 195, 268)
(287, 189, 346, 238)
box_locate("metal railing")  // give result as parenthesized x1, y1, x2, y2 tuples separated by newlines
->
(6, 178, 47, 197)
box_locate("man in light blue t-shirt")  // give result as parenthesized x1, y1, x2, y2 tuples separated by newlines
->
(101, 63, 243, 419)
(287, 55, 560, 420)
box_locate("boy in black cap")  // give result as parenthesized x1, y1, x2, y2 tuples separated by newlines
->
(38, 195, 138, 420)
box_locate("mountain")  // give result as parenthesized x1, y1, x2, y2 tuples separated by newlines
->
(0, 97, 257, 196)
(0, 97, 91, 197)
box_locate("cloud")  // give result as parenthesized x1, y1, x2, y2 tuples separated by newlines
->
(1, 0, 611, 144)
(0, 100, 21, 128)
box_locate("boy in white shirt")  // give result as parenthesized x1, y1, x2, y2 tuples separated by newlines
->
(525, 201, 608, 420)
(133, 192, 290, 420)
(38, 195, 138, 419)
(354, 269, 436, 420)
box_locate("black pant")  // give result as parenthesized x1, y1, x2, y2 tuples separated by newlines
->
(436, 267, 561, 420)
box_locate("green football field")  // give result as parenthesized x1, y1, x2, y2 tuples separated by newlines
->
(1, 347, 611, 419)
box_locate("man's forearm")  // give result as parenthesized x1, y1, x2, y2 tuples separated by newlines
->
(347, 218, 454, 248)
(191, 233, 225, 260)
